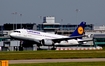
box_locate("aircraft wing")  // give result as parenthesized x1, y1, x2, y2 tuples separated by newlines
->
(52, 35, 85, 42)
(79, 38, 93, 42)
(82, 39, 93, 42)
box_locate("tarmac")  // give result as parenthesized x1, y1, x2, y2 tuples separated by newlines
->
(9, 58, 105, 64)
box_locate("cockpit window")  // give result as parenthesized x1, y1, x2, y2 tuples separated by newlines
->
(14, 31, 21, 33)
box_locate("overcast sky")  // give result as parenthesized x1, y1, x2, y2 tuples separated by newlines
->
(0, 0, 105, 25)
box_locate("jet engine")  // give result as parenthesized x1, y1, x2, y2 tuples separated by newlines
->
(41, 39, 53, 46)
(67, 39, 79, 44)
(85, 34, 93, 38)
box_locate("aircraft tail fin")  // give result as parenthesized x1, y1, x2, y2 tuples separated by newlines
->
(70, 21, 86, 38)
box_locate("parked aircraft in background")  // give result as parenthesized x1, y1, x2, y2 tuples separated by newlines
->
(10, 22, 91, 48)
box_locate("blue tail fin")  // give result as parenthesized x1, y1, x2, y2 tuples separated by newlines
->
(70, 21, 86, 38)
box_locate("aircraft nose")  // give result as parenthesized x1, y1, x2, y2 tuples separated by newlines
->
(10, 33, 16, 37)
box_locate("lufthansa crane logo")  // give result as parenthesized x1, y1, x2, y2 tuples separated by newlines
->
(78, 26, 84, 34)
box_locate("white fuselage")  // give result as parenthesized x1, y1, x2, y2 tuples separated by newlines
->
(10, 29, 80, 45)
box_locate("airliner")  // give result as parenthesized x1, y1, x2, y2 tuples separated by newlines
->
(10, 22, 89, 47)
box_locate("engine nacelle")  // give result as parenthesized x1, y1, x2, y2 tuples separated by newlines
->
(42, 39, 53, 46)
(60, 41, 68, 44)
(67, 39, 79, 44)
(85, 34, 93, 38)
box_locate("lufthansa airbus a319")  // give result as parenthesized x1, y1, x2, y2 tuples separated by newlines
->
(10, 22, 91, 47)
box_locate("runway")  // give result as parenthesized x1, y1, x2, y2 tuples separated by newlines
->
(9, 58, 105, 64)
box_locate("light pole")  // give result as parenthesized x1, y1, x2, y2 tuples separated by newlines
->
(20, 14, 22, 28)
(11, 12, 15, 30)
(39, 16, 42, 23)
(76, 9, 80, 23)
(14, 12, 17, 29)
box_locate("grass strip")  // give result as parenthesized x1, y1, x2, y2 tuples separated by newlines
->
(0, 50, 105, 60)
